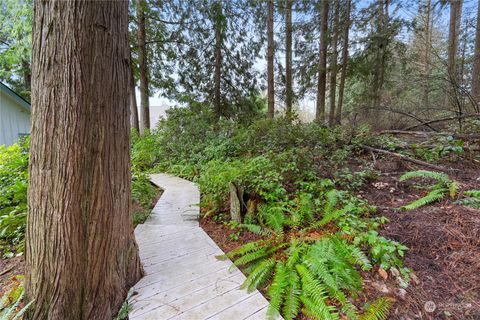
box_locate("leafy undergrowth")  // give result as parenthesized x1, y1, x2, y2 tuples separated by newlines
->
(133, 104, 480, 319)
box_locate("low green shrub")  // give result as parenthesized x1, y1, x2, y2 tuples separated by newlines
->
(0, 140, 29, 254)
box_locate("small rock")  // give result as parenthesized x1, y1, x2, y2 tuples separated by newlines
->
(372, 281, 390, 294)
(395, 288, 407, 299)
(398, 278, 409, 289)
(390, 267, 400, 278)
(378, 268, 388, 280)
(410, 273, 420, 286)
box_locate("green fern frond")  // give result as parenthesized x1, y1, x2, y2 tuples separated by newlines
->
(401, 188, 445, 211)
(464, 190, 480, 198)
(449, 181, 459, 199)
(319, 203, 354, 226)
(241, 223, 271, 236)
(300, 294, 339, 320)
(323, 189, 340, 216)
(282, 269, 301, 320)
(222, 240, 270, 260)
(242, 258, 276, 292)
(359, 297, 394, 320)
(231, 248, 270, 268)
(267, 262, 288, 318)
(399, 170, 450, 185)
(296, 264, 338, 319)
(286, 242, 305, 268)
(265, 206, 287, 233)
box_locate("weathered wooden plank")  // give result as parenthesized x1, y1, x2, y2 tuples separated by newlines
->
(129, 173, 280, 320)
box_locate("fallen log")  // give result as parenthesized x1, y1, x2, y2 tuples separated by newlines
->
(360, 145, 454, 172)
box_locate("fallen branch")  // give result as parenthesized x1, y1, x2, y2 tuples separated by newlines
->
(404, 113, 480, 131)
(0, 266, 13, 276)
(360, 145, 454, 172)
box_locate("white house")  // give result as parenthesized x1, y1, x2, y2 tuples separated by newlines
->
(0, 82, 31, 146)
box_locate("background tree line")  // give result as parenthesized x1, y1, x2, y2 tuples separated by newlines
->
(2, 0, 480, 131)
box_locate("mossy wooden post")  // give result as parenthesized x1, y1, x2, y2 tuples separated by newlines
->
(229, 182, 242, 223)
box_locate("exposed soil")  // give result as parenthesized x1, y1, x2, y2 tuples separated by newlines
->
(0, 256, 24, 295)
(363, 157, 480, 320)
(200, 155, 480, 320)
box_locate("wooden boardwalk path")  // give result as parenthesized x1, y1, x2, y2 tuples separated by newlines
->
(129, 173, 277, 320)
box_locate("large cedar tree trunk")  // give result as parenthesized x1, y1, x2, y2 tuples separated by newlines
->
(137, 0, 150, 134)
(285, 0, 293, 119)
(315, 0, 329, 123)
(26, 1, 143, 319)
(472, 2, 480, 107)
(328, 0, 340, 127)
(336, 0, 351, 125)
(267, 0, 275, 119)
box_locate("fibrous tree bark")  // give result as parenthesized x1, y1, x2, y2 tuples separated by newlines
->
(315, 0, 329, 123)
(267, 0, 275, 119)
(472, 1, 480, 107)
(214, 1, 223, 119)
(336, 0, 351, 125)
(328, 0, 340, 127)
(285, 0, 293, 119)
(137, 0, 150, 134)
(26, 1, 143, 319)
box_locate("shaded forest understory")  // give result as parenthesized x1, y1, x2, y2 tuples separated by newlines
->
(203, 152, 480, 319)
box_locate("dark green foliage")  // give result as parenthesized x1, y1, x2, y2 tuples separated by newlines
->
(129, 105, 404, 319)
(457, 190, 480, 209)
(0, 140, 29, 254)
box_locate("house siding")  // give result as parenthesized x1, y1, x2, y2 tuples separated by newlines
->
(0, 91, 31, 146)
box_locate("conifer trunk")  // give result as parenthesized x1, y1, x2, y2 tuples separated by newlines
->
(26, 1, 143, 318)
(336, 0, 351, 125)
(445, 0, 462, 107)
(214, 1, 223, 119)
(472, 2, 480, 107)
(423, 0, 432, 111)
(267, 0, 275, 119)
(315, 0, 329, 123)
(328, 0, 340, 127)
(129, 49, 140, 133)
(137, 0, 150, 134)
(285, 0, 293, 119)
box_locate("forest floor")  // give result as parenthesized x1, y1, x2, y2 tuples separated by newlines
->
(201, 154, 480, 320)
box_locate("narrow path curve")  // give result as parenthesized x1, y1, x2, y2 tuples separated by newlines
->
(129, 173, 279, 320)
